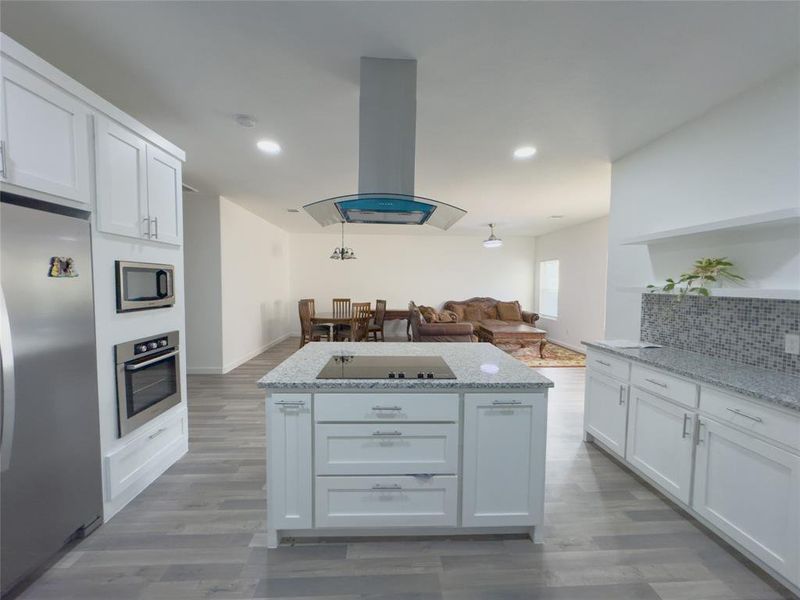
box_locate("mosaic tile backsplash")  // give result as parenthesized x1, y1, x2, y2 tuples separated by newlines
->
(640, 294, 800, 375)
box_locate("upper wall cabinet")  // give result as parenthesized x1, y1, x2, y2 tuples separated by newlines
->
(0, 60, 91, 206)
(95, 116, 182, 245)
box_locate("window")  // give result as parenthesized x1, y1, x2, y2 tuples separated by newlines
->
(538, 260, 559, 319)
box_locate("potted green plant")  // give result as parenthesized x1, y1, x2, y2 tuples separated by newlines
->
(648, 257, 744, 299)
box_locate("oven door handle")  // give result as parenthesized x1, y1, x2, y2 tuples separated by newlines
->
(126, 350, 179, 371)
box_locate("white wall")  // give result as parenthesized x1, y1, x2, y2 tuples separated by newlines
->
(183, 194, 222, 373)
(289, 233, 536, 336)
(219, 197, 292, 371)
(534, 217, 608, 351)
(606, 68, 800, 340)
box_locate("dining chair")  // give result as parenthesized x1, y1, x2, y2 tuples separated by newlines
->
(299, 299, 330, 348)
(337, 302, 371, 342)
(369, 299, 387, 341)
(332, 298, 351, 318)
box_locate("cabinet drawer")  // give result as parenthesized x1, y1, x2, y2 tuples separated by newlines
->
(315, 423, 458, 475)
(586, 350, 630, 381)
(104, 409, 185, 499)
(700, 387, 800, 451)
(631, 364, 697, 408)
(314, 393, 459, 423)
(315, 475, 458, 528)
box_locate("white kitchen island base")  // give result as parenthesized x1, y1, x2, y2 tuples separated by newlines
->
(258, 343, 553, 549)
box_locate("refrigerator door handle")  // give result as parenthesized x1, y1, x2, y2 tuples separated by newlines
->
(0, 284, 15, 472)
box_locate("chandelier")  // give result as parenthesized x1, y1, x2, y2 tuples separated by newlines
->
(330, 222, 357, 260)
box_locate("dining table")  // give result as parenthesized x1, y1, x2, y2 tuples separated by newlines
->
(311, 308, 412, 340)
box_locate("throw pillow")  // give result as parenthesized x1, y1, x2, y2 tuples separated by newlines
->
(482, 305, 499, 319)
(438, 310, 458, 322)
(419, 306, 439, 323)
(450, 304, 466, 321)
(464, 306, 482, 322)
(497, 301, 522, 321)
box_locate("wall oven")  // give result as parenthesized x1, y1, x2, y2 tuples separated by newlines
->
(115, 260, 175, 312)
(115, 331, 181, 437)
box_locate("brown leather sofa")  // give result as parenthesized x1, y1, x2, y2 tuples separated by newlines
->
(409, 302, 476, 342)
(442, 297, 539, 328)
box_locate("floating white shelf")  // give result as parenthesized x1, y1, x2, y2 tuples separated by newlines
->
(616, 286, 800, 300)
(621, 208, 800, 246)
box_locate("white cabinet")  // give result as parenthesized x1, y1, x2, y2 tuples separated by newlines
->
(95, 116, 182, 245)
(0, 60, 91, 205)
(626, 388, 695, 504)
(315, 423, 459, 476)
(315, 475, 458, 528)
(693, 417, 800, 583)
(584, 369, 628, 458)
(267, 395, 312, 530)
(145, 145, 182, 245)
(462, 393, 546, 527)
(95, 117, 148, 238)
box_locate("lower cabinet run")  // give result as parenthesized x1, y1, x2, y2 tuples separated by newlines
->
(584, 348, 800, 592)
(266, 391, 548, 548)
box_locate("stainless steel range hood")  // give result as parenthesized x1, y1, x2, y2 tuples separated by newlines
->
(304, 58, 467, 230)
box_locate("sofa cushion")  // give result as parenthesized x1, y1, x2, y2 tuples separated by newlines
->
(450, 304, 466, 321)
(463, 306, 483, 322)
(497, 301, 522, 321)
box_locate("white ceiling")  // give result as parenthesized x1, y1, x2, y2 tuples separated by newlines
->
(2, 1, 798, 236)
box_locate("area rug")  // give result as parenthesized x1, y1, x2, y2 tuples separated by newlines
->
(497, 342, 586, 368)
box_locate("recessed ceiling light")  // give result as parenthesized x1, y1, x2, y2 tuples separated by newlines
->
(513, 146, 537, 159)
(257, 139, 281, 155)
(549, 215, 564, 219)
(287, 208, 300, 213)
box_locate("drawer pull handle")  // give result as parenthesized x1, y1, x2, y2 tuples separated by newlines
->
(596, 360, 611, 367)
(618, 386, 626, 405)
(696, 420, 706, 445)
(372, 406, 402, 411)
(148, 428, 166, 440)
(726, 408, 763, 423)
(373, 430, 402, 436)
(682, 413, 691, 438)
(275, 400, 305, 407)
(492, 400, 522, 406)
(372, 484, 402, 490)
(645, 378, 668, 388)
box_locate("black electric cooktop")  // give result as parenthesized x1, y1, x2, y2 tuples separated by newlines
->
(317, 355, 456, 380)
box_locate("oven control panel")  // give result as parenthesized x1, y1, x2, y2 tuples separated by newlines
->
(134, 336, 170, 355)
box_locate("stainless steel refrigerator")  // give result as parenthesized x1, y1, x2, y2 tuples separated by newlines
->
(1, 194, 103, 596)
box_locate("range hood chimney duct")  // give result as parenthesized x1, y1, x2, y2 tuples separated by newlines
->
(358, 57, 417, 196)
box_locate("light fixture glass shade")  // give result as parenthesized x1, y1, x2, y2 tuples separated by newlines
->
(483, 224, 503, 248)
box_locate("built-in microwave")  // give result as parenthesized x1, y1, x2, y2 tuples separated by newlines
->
(115, 260, 175, 312)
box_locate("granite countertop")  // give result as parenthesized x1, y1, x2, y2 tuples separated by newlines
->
(257, 342, 554, 391)
(583, 341, 800, 412)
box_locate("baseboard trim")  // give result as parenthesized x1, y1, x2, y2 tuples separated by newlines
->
(547, 338, 587, 354)
(221, 333, 293, 374)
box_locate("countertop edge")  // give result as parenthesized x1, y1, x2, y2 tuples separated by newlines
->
(257, 382, 554, 391)
(582, 341, 800, 412)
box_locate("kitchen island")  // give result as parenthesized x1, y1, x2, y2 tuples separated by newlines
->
(258, 342, 553, 548)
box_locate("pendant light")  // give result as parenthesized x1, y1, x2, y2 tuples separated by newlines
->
(483, 223, 503, 248)
(330, 222, 357, 260)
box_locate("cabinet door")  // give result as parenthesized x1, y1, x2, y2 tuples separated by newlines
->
(584, 369, 628, 458)
(626, 389, 694, 504)
(693, 417, 800, 584)
(95, 117, 148, 239)
(0, 60, 91, 204)
(462, 393, 546, 527)
(267, 395, 312, 530)
(145, 145, 182, 245)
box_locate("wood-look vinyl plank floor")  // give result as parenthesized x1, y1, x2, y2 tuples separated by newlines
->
(13, 339, 798, 600)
